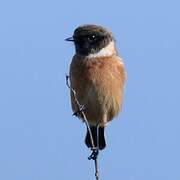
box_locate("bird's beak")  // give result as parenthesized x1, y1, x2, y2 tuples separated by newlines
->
(65, 36, 74, 42)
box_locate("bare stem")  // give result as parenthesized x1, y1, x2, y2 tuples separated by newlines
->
(66, 75, 100, 180)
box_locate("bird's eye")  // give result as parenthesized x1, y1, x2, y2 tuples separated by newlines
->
(87, 35, 97, 42)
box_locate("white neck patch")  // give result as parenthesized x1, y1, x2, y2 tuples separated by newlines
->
(86, 41, 116, 59)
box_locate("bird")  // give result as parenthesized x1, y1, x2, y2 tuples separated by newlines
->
(66, 24, 126, 150)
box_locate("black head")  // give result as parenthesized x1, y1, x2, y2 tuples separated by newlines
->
(66, 24, 114, 56)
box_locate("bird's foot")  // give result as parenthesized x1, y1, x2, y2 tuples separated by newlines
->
(88, 147, 99, 160)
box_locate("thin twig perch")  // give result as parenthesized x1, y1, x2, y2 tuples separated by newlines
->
(66, 75, 100, 180)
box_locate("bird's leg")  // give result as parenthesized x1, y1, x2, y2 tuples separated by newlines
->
(88, 125, 100, 160)
(88, 147, 99, 160)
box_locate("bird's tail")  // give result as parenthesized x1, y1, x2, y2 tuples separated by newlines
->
(85, 126, 106, 150)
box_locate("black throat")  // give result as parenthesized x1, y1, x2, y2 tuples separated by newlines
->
(74, 35, 113, 56)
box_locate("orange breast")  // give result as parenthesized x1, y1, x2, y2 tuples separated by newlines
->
(69, 55, 126, 126)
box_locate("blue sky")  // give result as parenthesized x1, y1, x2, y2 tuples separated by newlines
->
(0, 0, 180, 179)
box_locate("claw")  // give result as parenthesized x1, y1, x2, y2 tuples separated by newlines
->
(88, 148, 99, 160)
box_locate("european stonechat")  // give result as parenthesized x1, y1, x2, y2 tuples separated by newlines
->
(66, 24, 126, 150)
